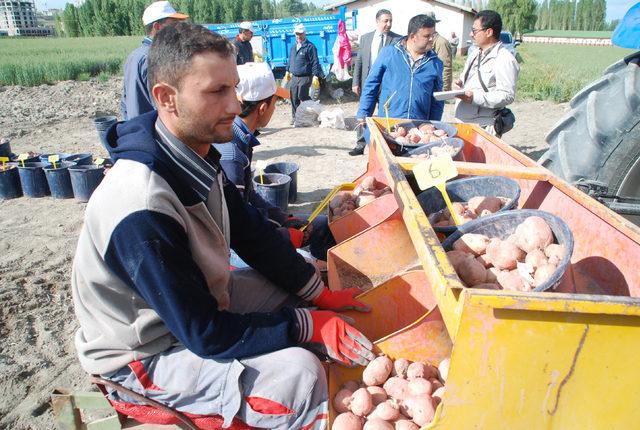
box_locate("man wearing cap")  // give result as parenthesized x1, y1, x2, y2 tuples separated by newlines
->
(284, 24, 323, 122)
(426, 11, 453, 91)
(120, 0, 188, 121)
(73, 22, 373, 430)
(233, 22, 254, 65)
(214, 62, 336, 260)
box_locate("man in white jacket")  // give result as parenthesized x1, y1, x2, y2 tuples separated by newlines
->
(453, 10, 519, 137)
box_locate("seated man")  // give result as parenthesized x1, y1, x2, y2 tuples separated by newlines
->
(351, 14, 444, 156)
(71, 22, 373, 430)
(214, 62, 335, 261)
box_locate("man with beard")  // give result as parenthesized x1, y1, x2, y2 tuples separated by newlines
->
(71, 22, 373, 430)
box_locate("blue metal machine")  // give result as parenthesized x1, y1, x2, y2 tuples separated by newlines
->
(203, 6, 357, 77)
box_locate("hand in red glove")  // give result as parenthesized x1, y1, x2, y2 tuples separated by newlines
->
(306, 310, 375, 367)
(313, 287, 371, 312)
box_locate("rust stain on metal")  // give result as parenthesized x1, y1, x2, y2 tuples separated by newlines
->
(547, 324, 589, 415)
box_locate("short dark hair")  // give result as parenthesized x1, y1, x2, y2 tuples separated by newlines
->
(239, 95, 275, 118)
(376, 9, 391, 20)
(148, 22, 235, 89)
(407, 14, 436, 36)
(475, 10, 502, 40)
(144, 17, 170, 35)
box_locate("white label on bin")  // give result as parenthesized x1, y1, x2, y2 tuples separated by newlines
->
(256, 160, 267, 170)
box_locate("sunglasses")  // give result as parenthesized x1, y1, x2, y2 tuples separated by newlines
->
(471, 27, 487, 35)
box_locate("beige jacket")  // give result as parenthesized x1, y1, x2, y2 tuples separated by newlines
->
(454, 42, 520, 126)
(433, 34, 452, 91)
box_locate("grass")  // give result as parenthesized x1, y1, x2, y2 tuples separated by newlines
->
(524, 30, 613, 39)
(0, 36, 140, 86)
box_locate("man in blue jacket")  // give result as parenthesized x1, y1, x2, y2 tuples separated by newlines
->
(72, 22, 373, 430)
(350, 14, 444, 155)
(284, 23, 324, 123)
(120, 1, 188, 120)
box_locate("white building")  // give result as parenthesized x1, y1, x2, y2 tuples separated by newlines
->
(0, 0, 52, 36)
(324, 0, 477, 54)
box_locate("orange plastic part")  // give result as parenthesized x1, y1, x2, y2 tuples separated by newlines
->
(328, 193, 401, 244)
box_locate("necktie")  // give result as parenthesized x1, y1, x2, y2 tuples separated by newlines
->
(378, 33, 385, 52)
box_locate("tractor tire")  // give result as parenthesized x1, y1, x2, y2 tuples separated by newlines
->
(538, 53, 640, 224)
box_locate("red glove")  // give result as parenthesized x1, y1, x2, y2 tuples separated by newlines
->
(313, 287, 371, 312)
(307, 310, 375, 367)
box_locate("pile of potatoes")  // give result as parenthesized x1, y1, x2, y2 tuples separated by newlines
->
(329, 176, 392, 220)
(332, 355, 450, 430)
(430, 196, 508, 227)
(447, 215, 566, 291)
(388, 123, 449, 145)
(409, 144, 458, 160)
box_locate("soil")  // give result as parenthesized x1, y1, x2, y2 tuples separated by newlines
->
(0, 76, 568, 430)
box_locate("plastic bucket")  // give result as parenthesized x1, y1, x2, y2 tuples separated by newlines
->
(39, 153, 70, 163)
(0, 164, 22, 199)
(18, 162, 51, 198)
(417, 175, 521, 235)
(441, 209, 574, 292)
(44, 161, 76, 199)
(93, 116, 117, 151)
(407, 137, 465, 161)
(0, 139, 11, 157)
(11, 153, 40, 163)
(64, 153, 93, 165)
(252, 173, 291, 212)
(69, 165, 105, 202)
(264, 162, 299, 203)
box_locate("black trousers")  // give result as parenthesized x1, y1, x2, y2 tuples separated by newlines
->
(290, 75, 312, 118)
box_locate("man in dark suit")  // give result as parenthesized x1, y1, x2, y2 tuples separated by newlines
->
(349, 9, 402, 155)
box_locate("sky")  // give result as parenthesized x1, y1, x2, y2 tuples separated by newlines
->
(35, 0, 635, 22)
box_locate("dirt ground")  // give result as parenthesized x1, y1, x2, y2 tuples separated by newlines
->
(0, 77, 568, 429)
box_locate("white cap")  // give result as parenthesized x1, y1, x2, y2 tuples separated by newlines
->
(142, 1, 189, 26)
(236, 62, 290, 102)
(239, 21, 253, 31)
(294, 23, 306, 34)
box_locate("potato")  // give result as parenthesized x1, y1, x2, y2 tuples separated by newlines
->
(496, 270, 526, 291)
(403, 395, 435, 425)
(372, 399, 400, 421)
(452, 233, 490, 256)
(408, 378, 433, 396)
(486, 239, 526, 270)
(333, 412, 363, 430)
(430, 378, 444, 390)
(396, 126, 407, 137)
(344, 380, 361, 392)
(432, 386, 445, 402)
(525, 249, 548, 270)
(392, 358, 411, 379)
(363, 356, 393, 386)
(438, 358, 450, 381)
(382, 377, 409, 401)
(472, 282, 501, 290)
(357, 193, 377, 207)
(534, 263, 557, 287)
(360, 176, 377, 191)
(394, 420, 419, 430)
(446, 250, 473, 272)
(363, 418, 394, 430)
(485, 267, 500, 283)
(457, 256, 487, 286)
(515, 216, 554, 253)
(451, 202, 466, 216)
(468, 196, 503, 215)
(476, 254, 492, 268)
(366, 386, 388, 406)
(350, 388, 374, 417)
(406, 362, 439, 380)
(544, 244, 565, 266)
(334, 388, 353, 414)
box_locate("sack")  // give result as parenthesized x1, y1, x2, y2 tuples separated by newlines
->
(319, 108, 346, 129)
(494, 107, 515, 135)
(294, 100, 324, 127)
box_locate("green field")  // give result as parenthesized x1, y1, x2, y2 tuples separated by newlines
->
(524, 30, 613, 39)
(0, 36, 140, 86)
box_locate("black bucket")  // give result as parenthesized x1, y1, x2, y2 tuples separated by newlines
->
(69, 165, 105, 202)
(65, 153, 93, 165)
(0, 164, 22, 199)
(93, 116, 117, 151)
(442, 209, 574, 292)
(0, 139, 11, 157)
(264, 162, 299, 203)
(253, 173, 291, 212)
(44, 161, 76, 199)
(417, 175, 521, 235)
(18, 162, 51, 198)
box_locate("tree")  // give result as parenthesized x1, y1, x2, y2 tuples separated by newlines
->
(591, 0, 606, 31)
(242, 0, 263, 20)
(581, 0, 593, 30)
(488, 0, 537, 35)
(62, 4, 80, 37)
(281, 0, 305, 15)
(261, 0, 275, 19)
